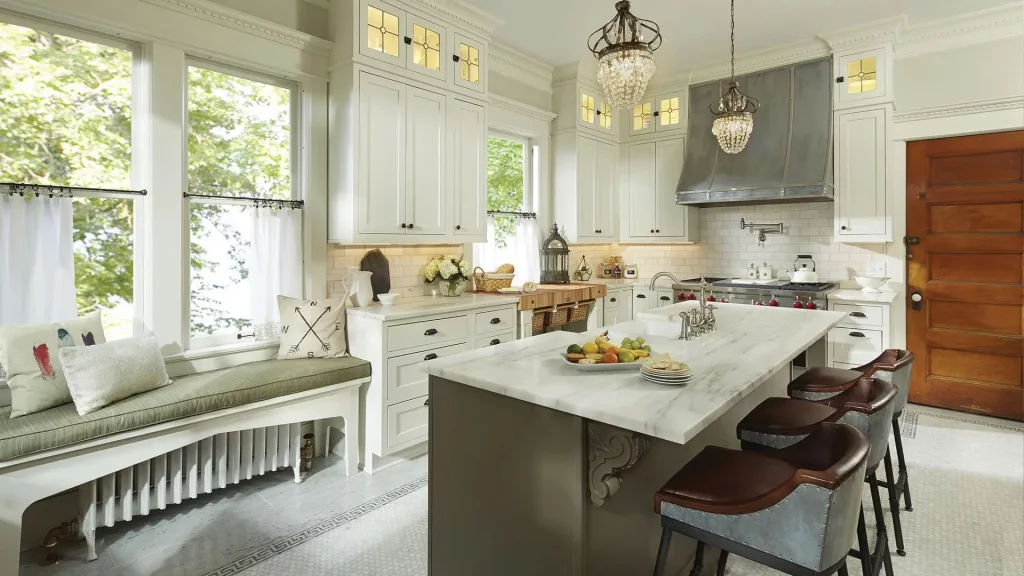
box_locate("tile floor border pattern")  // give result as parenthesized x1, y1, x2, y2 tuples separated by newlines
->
(900, 409, 919, 440)
(202, 475, 429, 576)
(905, 404, 1024, 434)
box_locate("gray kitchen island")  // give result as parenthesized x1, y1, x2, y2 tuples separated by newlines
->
(427, 302, 846, 576)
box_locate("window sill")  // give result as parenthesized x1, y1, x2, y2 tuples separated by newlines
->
(165, 339, 280, 364)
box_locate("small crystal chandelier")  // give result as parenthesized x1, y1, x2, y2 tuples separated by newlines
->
(588, 1, 662, 110)
(710, 0, 759, 154)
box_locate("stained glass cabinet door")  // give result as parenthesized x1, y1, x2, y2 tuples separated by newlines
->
(453, 33, 486, 93)
(629, 98, 656, 136)
(406, 14, 446, 80)
(654, 92, 685, 133)
(361, 0, 407, 66)
(836, 48, 888, 107)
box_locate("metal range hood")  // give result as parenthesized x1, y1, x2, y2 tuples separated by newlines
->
(676, 57, 834, 207)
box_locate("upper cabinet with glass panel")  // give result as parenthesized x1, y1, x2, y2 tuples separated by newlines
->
(577, 86, 614, 135)
(453, 32, 485, 93)
(361, 0, 406, 65)
(406, 14, 446, 80)
(628, 90, 685, 137)
(835, 47, 891, 108)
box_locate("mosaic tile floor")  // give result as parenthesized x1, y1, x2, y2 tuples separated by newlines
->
(21, 406, 1024, 576)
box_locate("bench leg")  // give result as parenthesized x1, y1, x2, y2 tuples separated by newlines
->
(343, 388, 360, 478)
(291, 423, 303, 484)
(78, 479, 98, 561)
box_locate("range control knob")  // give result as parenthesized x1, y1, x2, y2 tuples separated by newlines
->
(687, 293, 697, 301)
(706, 293, 716, 302)
(677, 293, 686, 301)
(768, 295, 779, 307)
(719, 297, 729, 304)
(793, 296, 805, 309)
(806, 300, 818, 310)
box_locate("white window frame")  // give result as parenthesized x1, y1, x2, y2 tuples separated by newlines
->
(486, 130, 535, 214)
(183, 59, 303, 350)
(0, 11, 146, 340)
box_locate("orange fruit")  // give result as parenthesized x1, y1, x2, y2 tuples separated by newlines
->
(602, 352, 619, 364)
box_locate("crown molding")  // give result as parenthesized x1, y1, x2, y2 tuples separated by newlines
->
(895, 3, 1024, 58)
(301, 0, 330, 9)
(489, 42, 555, 95)
(688, 37, 830, 84)
(404, 0, 502, 37)
(488, 93, 558, 121)
(552, 61, 599, 88)
(893, 96, 1024, 123)
(138, 0, 333, 56)
(819, 16, 903, 51)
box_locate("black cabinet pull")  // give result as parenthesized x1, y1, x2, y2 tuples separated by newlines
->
(653, 110, 660, 117)
(650, 229, 655, 233)
(849, 332, 866, 338)
(660, 296, 671, 301)
(489, 338, 500, 346)
(655, 229, 660, 233)
(489, 317, 501, 324)
(424, 328, 438, 336)
(850, 312, 867, 318)
(408, 222, 414, 229)
(609, 297, 617, 303)
(453, 54, 460, 62)
(636, 294, 646, 299)
(841, 225, 847, 231)
(836, 76, 845, 83)
(401, 223, 407, 229)
(455, 225, 461, 230)
(404, 36, 412, 45)
(424, 353, 438, 360)
(424, 398, 430, 406)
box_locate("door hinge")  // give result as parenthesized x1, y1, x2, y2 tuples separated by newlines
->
(903, 236, 920, 245)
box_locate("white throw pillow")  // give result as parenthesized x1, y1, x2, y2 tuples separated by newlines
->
(59, 335, 171, 415)
(276, 296, 348, 359)
(0, 311, 106, 417)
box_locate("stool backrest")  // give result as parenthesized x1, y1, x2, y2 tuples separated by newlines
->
(860, 349, 915, 413)
(821, 377, 896, 469)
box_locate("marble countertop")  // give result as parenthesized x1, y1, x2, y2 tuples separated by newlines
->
(426, 301, 846, 446)
(346, 294, 520, 321)
(586, 278, 641, 288)
(829, 289, 900, 304)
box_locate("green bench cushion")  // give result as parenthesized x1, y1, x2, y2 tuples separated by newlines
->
(0, 357, 370, 462)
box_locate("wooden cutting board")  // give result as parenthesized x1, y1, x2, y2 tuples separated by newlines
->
(467, 284, 607, 311)
(360, 249, 391, 302)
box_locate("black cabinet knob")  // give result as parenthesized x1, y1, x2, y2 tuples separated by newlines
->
(489, 317, 501, 324)
(850, 312, 867, 318)
(453, 54, 461, 62)
(637, 294, 646, 299)
(404, 36, 412, 45)
(849, 332, 866, 338)
(841, 225, 847, 230)
(424, 328, 438, 335)
(401, 223, 407, 229)
(610, 297, 617, 303)
(489, 339, 500, 346)
(408, 223, 414, 229)
(660, 296, 671, 301)
(455, 225, 461, 230)
(650, 229, 655, 233)
(656, 229, 660, 233)
(424, 353, 438, 360)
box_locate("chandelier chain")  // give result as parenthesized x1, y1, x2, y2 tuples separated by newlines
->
(730, 0, 735, 80)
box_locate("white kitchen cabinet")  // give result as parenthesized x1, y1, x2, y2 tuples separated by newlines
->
(834, 47, 891, 109)
(406, 86, 447, 235)
(623, 138, 698, 242)
(653, 288, 675, 308)
(453, 33, 485, 93)
(835, 107, 890, 242)
(450, 99, 486, 239)
(554, 133, 618, 243)
(360, 0, 407, 67)
(404, 13, 447, 81)
(629, 98, 656, 136)
(627, 90, 686, 138)
(357, 73, 406, 234)
(578, 86, 614, 135)
(827, 296, 891, 369)
(631, 287, 652, 320)
(603, 292, 622, 326)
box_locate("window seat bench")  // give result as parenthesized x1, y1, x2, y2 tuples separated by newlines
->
(0, 357, 369, 572)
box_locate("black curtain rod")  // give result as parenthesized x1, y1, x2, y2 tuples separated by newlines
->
(184, 192, 304, 208)
(487, 210, 537, 219)
(2, 182, 148, 196)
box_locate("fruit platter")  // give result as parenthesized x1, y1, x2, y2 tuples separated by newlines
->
(560, 331, 657, 372)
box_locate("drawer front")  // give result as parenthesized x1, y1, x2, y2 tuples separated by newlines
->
(474, 307, 517, 335)
(386, 342, 468, 404)
(830, 327, 884, 364)
(387, 395, 430, 451)
(831, 303, 883, 328)
(476, 331, 513, 349)
(387, 315, 468, 352)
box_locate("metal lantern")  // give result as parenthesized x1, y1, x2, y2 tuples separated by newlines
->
(541, 223, 570, 284)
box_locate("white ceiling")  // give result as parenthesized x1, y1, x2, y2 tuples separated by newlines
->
(466, 0, 1016, 73)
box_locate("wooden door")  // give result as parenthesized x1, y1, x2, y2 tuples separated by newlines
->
(358, 72, 406, 235)
(405, 86, 446, 235)
(906, 130, 1024, 420)
(627, 143, 657, 238)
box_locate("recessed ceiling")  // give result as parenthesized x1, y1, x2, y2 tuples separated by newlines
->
(465, 0, 1016, 73)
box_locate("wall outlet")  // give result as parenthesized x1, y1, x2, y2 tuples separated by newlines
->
(867, 262, 887, 276)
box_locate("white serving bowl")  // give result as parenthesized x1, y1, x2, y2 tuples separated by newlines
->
(378, 293, 400, 306)
(854, 276, 889, 293)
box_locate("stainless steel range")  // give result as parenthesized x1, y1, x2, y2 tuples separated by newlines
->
(670, 276, 838, 378)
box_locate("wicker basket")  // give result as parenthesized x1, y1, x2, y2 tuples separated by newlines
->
(547, 306, 569, 328)
(531, 311, 547, 334)
(473, 265, 515, 292)
(568, 301, 590, 323)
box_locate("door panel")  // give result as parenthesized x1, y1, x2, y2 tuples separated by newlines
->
(656, 138, 688, 237)
(906, 130, 1024, 420)
(627, 143, 656, 237)
(451, 100, 486, 238)
(406, 86, 446, 235)
(595, 141, 617, 238)
(837, 108, 886, 236)
(358, 73, 406, 234)
(576, 136, 598, 237)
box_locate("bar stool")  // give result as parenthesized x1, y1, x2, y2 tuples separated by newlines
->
(789, 350, 916, 557)
(736, 377, 898, 576)
(652, 423, 869, 576)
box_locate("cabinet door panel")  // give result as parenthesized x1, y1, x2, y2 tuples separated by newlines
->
(837, 49, 887, 106)
(656, 138, 688, 237)
(358, 73, 406, 234)
(360, 0, 406, 67)
(453, 33, 485, 92)
(406, 14, 446, 80)
(452, 100, 486, 238)
(836, 108, 886, 237)
(406, 87, 447, 235)
(576, 136, 599, 236)
(628, 143, 657, 237)
(595, 141, 617, 238)
(654, 92, 685, 132)
(629, 99, 655, 136)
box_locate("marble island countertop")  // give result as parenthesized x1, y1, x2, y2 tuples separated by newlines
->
(829, 289, 900, 304)
(426, 302, 846, 446)
(346, 293, 520, 321)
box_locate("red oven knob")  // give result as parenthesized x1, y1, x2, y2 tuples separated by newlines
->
(677, 293, 686, 301)
(706, 293, 716, 302)
(768, 295, 779, 307)
(806, 300, 818, 310)
(687, 293, 697, 301)
(754, 299, 764, 305)
(793, 296, 804, 309)
(720, 297, 729, 303)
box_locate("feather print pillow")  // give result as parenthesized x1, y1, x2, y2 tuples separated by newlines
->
(0, 311, 106, 417)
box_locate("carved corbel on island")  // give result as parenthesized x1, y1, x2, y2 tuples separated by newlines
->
(588, 422, 651, 506)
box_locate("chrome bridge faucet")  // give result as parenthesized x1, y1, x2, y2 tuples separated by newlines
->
(679, 280, 716, 340)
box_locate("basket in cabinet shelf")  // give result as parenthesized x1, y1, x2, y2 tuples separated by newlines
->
(473, 264, 515, 292)
(568, 301, 590, 323)
(547, 306, 569, 327)
(531, 310, 547, 334)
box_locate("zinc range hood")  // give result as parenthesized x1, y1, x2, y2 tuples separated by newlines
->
(676, 57, 834, 207)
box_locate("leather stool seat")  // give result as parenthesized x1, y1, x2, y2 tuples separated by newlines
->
(787, 368, 862, 399)
(737, 397, 840, 438)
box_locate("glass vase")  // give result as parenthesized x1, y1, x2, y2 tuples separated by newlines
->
(438, 277, 467, 297)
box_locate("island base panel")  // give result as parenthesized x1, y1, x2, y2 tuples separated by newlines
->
(428, 369, 791, 576)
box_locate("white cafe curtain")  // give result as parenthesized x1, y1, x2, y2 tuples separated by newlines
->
(473, 216, 540, 284)
(249, 206, 303, 335)
(0, 194, 77, 326)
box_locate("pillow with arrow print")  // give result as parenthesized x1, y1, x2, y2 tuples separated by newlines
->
(275, 296, 349, 360)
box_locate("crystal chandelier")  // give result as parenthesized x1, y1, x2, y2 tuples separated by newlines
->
(710, 0, 759, 154)
(588, 1, 662, 110)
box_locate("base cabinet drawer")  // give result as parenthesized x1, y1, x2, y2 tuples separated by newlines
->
(387, 315, 468, 352)
(830, 327, 883, 364)
(387, 395, 430, 451)
(387, 342, 468, 404)
(831, 304, 883, 328)
(476, 331, 513, 349)
(474, 307, 517, 335)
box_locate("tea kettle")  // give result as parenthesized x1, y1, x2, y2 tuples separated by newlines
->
(786, 255, 819, 283)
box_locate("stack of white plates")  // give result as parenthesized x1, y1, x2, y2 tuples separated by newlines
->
(641, 360, 693, 386)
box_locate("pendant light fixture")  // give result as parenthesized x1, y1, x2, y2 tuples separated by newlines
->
(588, 1, 662, 110)
(710, 0, 759, 154)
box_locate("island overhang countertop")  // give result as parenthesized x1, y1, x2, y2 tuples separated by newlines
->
(426, 302, 846, 445)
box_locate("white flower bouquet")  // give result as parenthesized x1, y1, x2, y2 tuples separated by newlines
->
(424, 255, 472, 296)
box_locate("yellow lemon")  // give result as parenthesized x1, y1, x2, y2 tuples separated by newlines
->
(581, 342, 599, 355)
